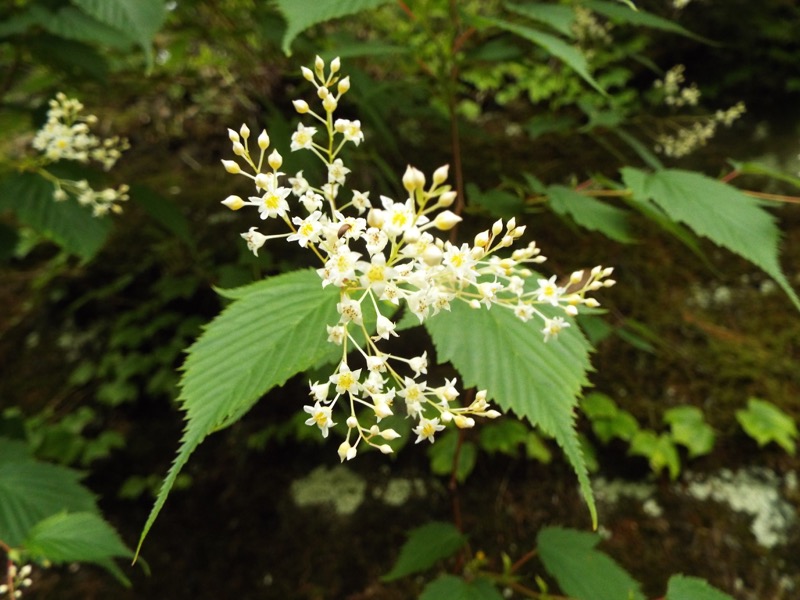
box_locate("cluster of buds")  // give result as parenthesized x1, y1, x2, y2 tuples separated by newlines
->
(31, 93, 129, 215)
(221, 57, 615, 461)
(0, 563, 33, 598)
(652, 66, 746, 158)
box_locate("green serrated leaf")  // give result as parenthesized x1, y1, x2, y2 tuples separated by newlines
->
(505, 3, 576, 38)
(382, 522, 467, 582)
(420, 574, 505, 600)
(0, 173, 111, 259)
(547, 185, 635, 243)
(136, 269, 340, 558)
(538, 527, 645, 600)
(479, 16, 604, 95)
(666, 575, 735, 600)
(425, 300, 597, 527)
(24, 511, 131, 564)
(664, 406, 715, 458)
(583, 0, 706, 41)
(621, 167, 800, 310)
(72, 0, 167, 69)
(0, 451, 98, 547)
(735, 398, 797, 455)
(43, 6, 135, 49)
(274, 0, 392, 55)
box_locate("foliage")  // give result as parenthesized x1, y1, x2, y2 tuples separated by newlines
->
(0, 436, 132, 585)
(736, 397, 798, 455)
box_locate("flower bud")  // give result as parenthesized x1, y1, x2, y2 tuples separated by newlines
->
(433, 210, 462, 231)
(221, 159, 241, 174)
(378, 444, 393, 454)
(569, 270, 585, 285)
(268, 149, 283, 170)
(346, 416, 359, 429)
(337, 76, 350, 95)
(474, 231, 490, 248)
(322, 94, 338, 112)
(367, 208, 385, 228)
(403, 227, 420, 244)
(512, 224, 526, 238)
(422, 245, 443, 267)
(255, 173, 270, 189)
(491, 219, 503, 236)
(301, 66, 314, 82)
(338, 441, 353, 462)
(454, 415, 475, 429)
(227, 128, 240, 143)
(506, 217, 516, 231)
(469, 299, 481, 309)
(330, 57, 341, 73)
(584, 298, 600, 308)
(432, 164, 449, 185)
(484, 410, 501, 419)
(221, 195, 245, 210)
(402, 165, 425, 192)
(239, 123, 250, 139)
(441, 411, 453, 423)
(293, 100, 310, 114)
(257, 129, 270, 150)
(232, 142, 245, 157)
(314, 55, 325, 74)
(380, 429, 401, 440)
(437, 190, 457, 207)
(565, 305, 578, 316)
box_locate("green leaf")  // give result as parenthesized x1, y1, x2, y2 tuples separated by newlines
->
(621, 168, 800, 310)
(547, 185, 635, 243)
(582, 392, 640, 444)
(427, 430, 477, 483)
(664, 406, 715, 458)
(0, 452, 97, 547)
(72, 0, 167, 69)
(425, 300, 597, 527)
(136, 269, 341, 558)
(43, 6, 135, 49)
(666, 575, 734, 600)
(479, 16, 604, 94)
(0, 173, 111, 260)
(273, 0, 392, 55)
(538, 527, 645, 600)
(382, 522, 467, 582)
(24, 511, 131, 564)
(479, 420, 529, 455)
(467, 183, 524, 220)
(29, 34, 109, 80)
(732, 161, 800, 190)
(629, 430, 680, 479)
(505, 3, 576, 38)
(735, 398, 797, 455)
(129, 185, 194, 248)
(583, 0, 705, 41)
(420, 574, 504, 600)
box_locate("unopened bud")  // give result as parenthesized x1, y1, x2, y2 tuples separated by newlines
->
(433, 210, 462, 231)
(403, 227, 420, 244)
(268, 150, 283, 170)
(380, 429, 401, 440)
(293, 100, 310, 114)
(432, 164, 449, 185)
(255, 173, 270, 189)
(422, 245, 443, 266)
(257, 129, 270, 150)
(436, 190, 456, 208)
(491, 219, 503, 236)
(367, 208, 385, 228)
(565, 305, 578, 316)
(330, 57, 341, 73)
(322, 95, 338, 112)
(314, 55, 325, 74)
(506, 217, 516, 231)
(221, 195, 244, 210)
(239, 123, 250, 139)
(454, 415, 475, 429)
(402, 165, 425, 192)
(484, 410, 501, 419)
(569, 270, 585, 285)
(227, 128, 240, 143)
(474, 231, 490, 248)
(337, 76, 350, 94)
(346, 416, 358, 429)
(232, 142, 245, 157)
(301, 66, 314, 82)
(221, 159, 241, 174)
(378, 444, 393, 454)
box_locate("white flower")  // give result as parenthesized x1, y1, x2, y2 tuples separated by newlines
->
(309, 380, 330, 402)
(542, 316, 570, 342)
(409, 352, 428, 377)
(291, 123, 317, 151)
(253, 182, 291, 219)
(289, 171, 309, 196)
(351, 190, 371, 214)
(374, 314, 398, 340)
(330, 363, 362, 395)
(327, 324, 345, 345)
(535, 275, 565, 306)
(334, 118, 365, 145)
(328, 158, 351, 185)
(413, 417, 445, 444)
(288, 211, 323, 247)
(337, 294, 363, 325)
(304, 402, 336, 438)
(241, 227, 268, 256)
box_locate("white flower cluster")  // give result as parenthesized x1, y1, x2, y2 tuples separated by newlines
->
(31, 93, 129, 216)
(653, 66, 746, 158)
(221, 57, 615, 461)
(0, 563, 33, 598)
